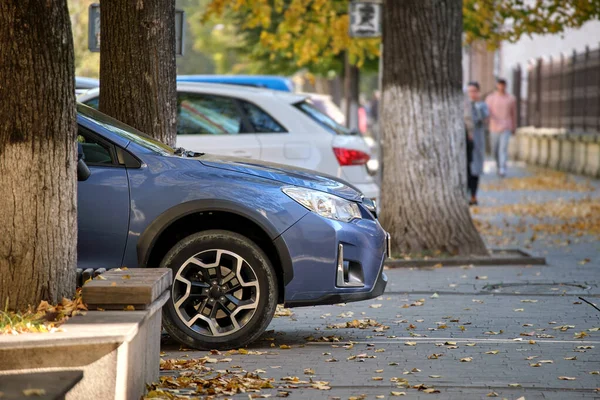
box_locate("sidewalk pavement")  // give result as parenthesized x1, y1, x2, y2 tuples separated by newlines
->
(155, 161, 599, 400)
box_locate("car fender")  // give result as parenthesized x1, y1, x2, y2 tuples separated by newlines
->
(136, 198, 296, 285)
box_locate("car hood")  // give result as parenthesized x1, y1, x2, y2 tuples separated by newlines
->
(199, 155, 363, 202)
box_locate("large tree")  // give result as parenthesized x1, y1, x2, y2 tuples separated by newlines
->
(0, 0, 77, 310)
(378, 0, 487, 255)
(99, 0, 177, 146)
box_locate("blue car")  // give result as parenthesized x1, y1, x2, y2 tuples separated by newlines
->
(76, 104, 389, 349)
(177, 75, 294, 92)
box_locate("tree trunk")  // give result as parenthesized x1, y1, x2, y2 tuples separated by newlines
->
(99, 0, 177, 146)
(0, 0, 77, 310)
(379, 0, 488, 256)
(344, 54, 360, 131)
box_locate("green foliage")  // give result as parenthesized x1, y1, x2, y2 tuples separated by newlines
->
(464, 0, 600, 48)
(203, 0, 600, 76)
(68, 0, 100, 78)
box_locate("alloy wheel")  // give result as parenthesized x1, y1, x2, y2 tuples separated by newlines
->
(171, 249, 260, 337)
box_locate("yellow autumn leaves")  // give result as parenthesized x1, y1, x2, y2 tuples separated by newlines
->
(204, 0, 379, 69)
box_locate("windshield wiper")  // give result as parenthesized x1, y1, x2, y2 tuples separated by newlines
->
(174, 147, 205, 158)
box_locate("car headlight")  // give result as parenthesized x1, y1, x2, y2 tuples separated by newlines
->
(282, 187, 361, 222)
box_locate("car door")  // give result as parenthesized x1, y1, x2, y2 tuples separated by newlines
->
(238, 98, 315, 167)
(176, 92, 261, 159)
(77, 127, 130, 270)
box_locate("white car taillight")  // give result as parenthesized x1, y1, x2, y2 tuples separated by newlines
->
(332, 147, 370, 166)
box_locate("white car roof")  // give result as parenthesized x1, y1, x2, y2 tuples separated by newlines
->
(77, 82, 308, 105)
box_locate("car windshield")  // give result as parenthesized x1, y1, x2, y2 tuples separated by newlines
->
(295, 100, 352, 136)
(77, 103, 174, 155)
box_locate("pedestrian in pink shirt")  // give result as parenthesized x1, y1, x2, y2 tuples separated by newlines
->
(485, 78, 517, 177)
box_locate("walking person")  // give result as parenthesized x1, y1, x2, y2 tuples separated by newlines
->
(464, 81, 488, 206)
(486, 78, 517, 177)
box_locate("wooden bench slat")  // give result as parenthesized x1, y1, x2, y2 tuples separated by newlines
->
(82, 268, 172, 309)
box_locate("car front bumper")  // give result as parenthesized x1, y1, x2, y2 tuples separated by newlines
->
(275, 208, 388, 307)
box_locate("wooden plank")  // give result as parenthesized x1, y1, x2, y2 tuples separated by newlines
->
(0, 370, 83, 400)
(82, 268, 172, 308)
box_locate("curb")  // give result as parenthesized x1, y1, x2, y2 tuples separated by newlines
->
(385, 248, 546, 268)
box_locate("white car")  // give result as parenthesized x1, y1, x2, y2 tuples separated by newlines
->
(77, 82, 379, 202)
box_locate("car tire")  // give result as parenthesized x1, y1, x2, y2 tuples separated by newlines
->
(161, 230, 278, 350)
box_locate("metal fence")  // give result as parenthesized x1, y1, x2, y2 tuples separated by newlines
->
(513, 45, 600, 132)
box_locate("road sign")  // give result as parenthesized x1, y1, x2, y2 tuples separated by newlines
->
(349, 1, 382, 38)
(88, 4, 185, 56)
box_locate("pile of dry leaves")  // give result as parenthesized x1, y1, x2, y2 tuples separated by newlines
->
(0, 289, 87, 335)
(481, 170, 595, 192)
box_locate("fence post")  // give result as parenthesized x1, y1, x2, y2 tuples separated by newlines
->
(570, 49, 576, 131)
(536, 57, 542, 127)
(512, 65, 522, 127)
(559, 53, 564, 129)
(584, 45, 590, 131)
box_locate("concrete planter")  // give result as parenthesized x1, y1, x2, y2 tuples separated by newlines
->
(548, 137, 562, 169)
(559, 138, 574, 171)
(512, 127, 600, 178)
(538, 136, 550, 167)
(0, 269, 171, 400)
(584, 140, 600, 177)
(573, 139, 588, 175)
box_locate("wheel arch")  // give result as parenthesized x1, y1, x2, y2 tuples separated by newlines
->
(138, 200, 293, 302)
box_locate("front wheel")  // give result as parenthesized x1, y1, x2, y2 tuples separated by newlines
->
(161, 230, 278, 350)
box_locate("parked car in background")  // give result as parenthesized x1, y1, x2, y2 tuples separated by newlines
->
(177, 75, 294, 92)
(75, 103, 389, 349)
(78, 82, 380, 202)
(75, 77, 99, 95)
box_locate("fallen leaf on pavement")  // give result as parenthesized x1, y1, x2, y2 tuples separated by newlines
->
(370, 304, 382, 309)
(574, 331, 588, 339)
(590, 371, 600, 375)
(486, 392, 499, 397)
(279, 345, 291, 349)
(428, 353, 443, 359)
(521, 299, 538, 303)
(539, 360, 554, 364)
(304, 368, 315, 375)
(429, 375, 442, 378)
(460, 357, 472, 362)
(485, 350, 499, 355)
(526, 356, 539, 360)
(465, 343, 477, 347)
(508, 383, 521, 387)
(23, 389, 46, 396)
(475, 276, 488, 280)
(390, 392, 406, 396)
(372, 377, 383, 381)
(564, 356, 577, 360)
(514, 308, 524, 312)
(404, 342, 417, 346)
(558, 376, 576, 380)
(430, 293, 439, 299)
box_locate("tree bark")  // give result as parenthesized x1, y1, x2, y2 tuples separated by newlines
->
(0, 0, 77, 310)
(99, 0, 177, 146)
(379, 0, 488, 256)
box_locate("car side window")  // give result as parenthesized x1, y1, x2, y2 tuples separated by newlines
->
(84, 97, 99, 109)
(239, 100, 287, 133)
(77, 130, 114, 165)
(177, 93, 245, 135)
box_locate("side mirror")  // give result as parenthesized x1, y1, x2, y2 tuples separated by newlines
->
(77, 143, 91, 181)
